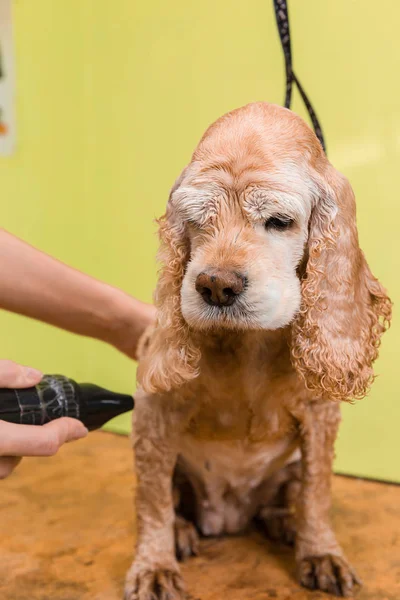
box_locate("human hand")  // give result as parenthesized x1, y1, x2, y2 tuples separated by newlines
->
(0, 360, 88, 479)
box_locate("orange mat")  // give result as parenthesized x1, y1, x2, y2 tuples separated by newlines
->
(1, 431, 399, 600)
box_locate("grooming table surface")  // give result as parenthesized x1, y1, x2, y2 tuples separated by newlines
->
(1, 431, 399, 600)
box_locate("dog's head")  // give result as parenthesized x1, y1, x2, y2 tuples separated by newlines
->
(140, 103, 391, 399)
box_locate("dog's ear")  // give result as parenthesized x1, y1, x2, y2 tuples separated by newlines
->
(138, 168, 200, 394)
(291, 164, 391, 401)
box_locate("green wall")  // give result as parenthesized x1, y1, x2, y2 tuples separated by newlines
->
(1, 1, 398, 480)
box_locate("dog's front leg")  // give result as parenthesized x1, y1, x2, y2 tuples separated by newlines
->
(124, 392, 186, 600)
(295, 401, 360, 597)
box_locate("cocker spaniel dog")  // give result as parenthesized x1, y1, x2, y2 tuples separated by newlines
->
(125, 102, 391, 599)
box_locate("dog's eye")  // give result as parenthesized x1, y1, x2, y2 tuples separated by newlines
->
(187, 218, 201, 231)
(264, 215, 294, 231)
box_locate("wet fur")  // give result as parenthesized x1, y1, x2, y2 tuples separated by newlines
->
(125, 103, 391, 599)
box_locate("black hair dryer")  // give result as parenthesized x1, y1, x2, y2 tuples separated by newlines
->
(0, 374, 133, 430)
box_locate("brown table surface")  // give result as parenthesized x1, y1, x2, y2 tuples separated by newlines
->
(1, 431, 399, 600)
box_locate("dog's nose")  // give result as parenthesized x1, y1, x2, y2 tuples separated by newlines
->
(195, 270, 245, 307)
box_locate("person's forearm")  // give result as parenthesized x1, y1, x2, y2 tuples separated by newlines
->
(0, 229, 148, 354)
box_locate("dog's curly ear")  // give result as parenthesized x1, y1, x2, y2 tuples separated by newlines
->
(138, 170, 201, 394)
(291, 164, 392, 401)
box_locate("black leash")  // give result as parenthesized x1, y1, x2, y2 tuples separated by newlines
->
(273, 0, 326, 153)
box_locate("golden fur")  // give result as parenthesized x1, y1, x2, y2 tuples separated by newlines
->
(125, 103, 391, 600)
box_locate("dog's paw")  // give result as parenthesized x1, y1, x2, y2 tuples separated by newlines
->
(297, 554, 361, 597)
(175, 516, 199, 561)
(257, 507, 296, 546)
(124, 566, 185, 600)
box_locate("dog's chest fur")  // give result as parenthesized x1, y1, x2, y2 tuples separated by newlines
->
(176, 331, 303, 535)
